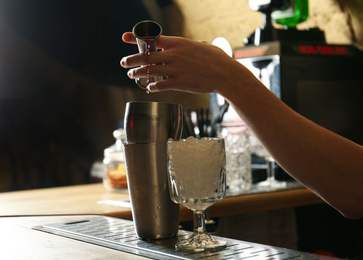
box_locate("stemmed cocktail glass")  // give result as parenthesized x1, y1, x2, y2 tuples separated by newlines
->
(250, 134, 286, 189)
(167, 137, 227, 252)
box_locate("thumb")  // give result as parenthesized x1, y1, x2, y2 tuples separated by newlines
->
(122, 32, 137, 44)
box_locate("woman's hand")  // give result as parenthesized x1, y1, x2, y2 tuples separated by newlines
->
(120, 32, 248, 95)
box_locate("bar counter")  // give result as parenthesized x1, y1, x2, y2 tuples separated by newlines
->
(0, 182, 324, 222)
(1, 215, 149, 259)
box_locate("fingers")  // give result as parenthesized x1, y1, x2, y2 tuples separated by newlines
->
(122, 32, 137, 44)
(126, 65, 185, 93)
(154, 35, 180, 49)
(147, 78, 199, 94)
(125, 63, 209, 94)
(147, 80, 169, 93)
(126, 65, 150, 79)
(126, 63, 171, 79)
(146, 77, 183, 93)
(120, 54, 142, 68)
(120, 34, 186, 68)
(120, 54, 150, 68)
(121, 50, 170, 69)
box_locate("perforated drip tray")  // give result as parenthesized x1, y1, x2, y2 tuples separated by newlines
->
(33, 216, 337, 260)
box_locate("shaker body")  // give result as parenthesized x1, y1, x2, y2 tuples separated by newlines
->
(124, 142, 180, 239)
(123, 101, 183, 240)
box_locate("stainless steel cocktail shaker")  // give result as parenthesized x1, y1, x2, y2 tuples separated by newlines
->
(124, 101, 183, 240)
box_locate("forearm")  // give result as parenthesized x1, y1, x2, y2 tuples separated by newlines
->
(221, 77, 363, 219)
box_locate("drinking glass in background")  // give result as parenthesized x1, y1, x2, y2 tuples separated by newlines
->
(167, 137, 227, 252)
(250, 133, 286, 189)
(217, 123, 252, 193)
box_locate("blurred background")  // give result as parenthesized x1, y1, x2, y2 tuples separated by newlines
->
(0, 0, 362, 192)
(1, 1, 363, 258)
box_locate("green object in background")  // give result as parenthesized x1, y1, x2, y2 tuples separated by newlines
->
(272, 0, 309, 27)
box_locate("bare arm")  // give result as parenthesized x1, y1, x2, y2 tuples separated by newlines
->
(223, 76, 363, 220)
(121, 33, 363, 219)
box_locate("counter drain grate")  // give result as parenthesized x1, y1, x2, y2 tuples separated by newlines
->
(33, 216, 339, 260)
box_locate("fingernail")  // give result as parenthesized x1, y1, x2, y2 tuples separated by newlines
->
(120, 58, 125, 67)
(147, 83, 156, 93)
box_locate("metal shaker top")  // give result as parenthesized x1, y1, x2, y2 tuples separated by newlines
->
(124, 101, 183, 144)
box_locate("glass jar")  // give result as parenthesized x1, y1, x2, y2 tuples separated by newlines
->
(103, 129, 127, 192)
(217, 123, 252, 193)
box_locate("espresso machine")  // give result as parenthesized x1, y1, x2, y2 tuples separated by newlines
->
(235, 0, 363, 146)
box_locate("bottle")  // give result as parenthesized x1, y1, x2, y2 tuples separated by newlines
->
(103, 129, 127, 192)
(271, 0, 309, 27)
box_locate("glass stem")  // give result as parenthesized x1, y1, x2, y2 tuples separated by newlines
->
(193, 210, 206, 234)
(266, 159, 275, 182)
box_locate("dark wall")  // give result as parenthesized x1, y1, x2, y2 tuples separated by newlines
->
(296, 204, 363, 258)
(0, 0, 161, 86)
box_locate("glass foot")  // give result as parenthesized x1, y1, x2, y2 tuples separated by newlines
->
(176, 232, 226, 252)
(257, 177, 286, 189)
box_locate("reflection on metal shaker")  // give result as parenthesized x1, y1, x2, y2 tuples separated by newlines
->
(123, 101, 183, 240)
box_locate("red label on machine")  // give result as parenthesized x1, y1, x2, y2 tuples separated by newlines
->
(298, 45, 347, 55)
